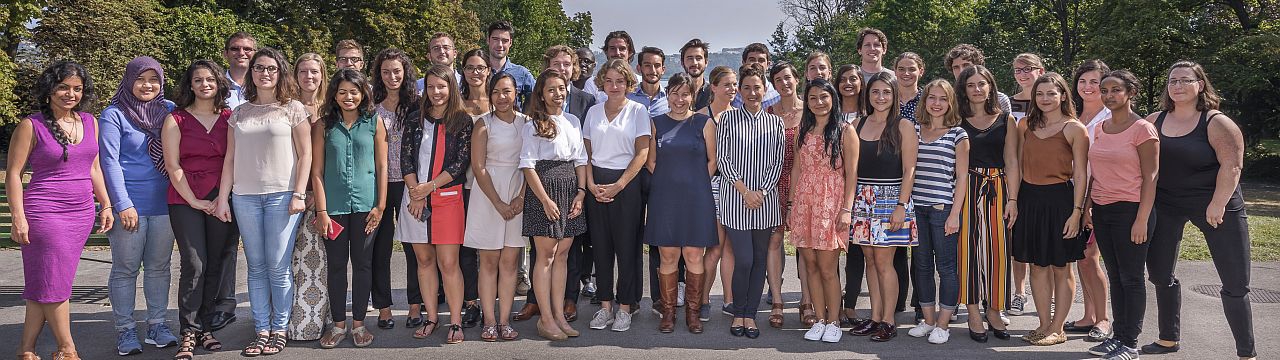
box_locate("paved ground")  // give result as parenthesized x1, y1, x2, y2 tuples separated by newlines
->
(1, 249, 1276, 360)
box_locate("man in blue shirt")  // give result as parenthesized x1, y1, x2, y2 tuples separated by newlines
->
(221, 32, 256, 110)
(732, 43, 780, 109)
(416, 32, 464, 92)
(627, 46, 669, 118)
(486, 21, 535, 111)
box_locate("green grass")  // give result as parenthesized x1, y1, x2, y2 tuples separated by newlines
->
(1260, 138, 1280, 154)
(1179, 213, 1279, 261)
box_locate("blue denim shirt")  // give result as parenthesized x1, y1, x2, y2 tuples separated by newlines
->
(99, 103, 175, 216)
(225, 70, 245, 110)
(626, 86, 669, 118)
(494, 59, 535, 111)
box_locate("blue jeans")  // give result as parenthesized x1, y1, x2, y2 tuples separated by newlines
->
(107, 214, 176, 330)
(232, 192, 301, 333)
(913, 205, 959, 310)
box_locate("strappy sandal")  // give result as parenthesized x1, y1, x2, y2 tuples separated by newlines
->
(480, 325, 498, 342)
(413, 319, 438, 339)
(445, 324, 464, 344)
(241, 334, 269, 357)
(175, 330, 198, 360)
(350, 326, 373, 348)
(200, 331, 222, 351)
(261, 333, 286, 355)
(499, 324, 519, 341)
(768, 303, 785, 328)
(15, 352, 41, 360)
(319, 326, 346, 349)
(800, 303, 818, 326)
(47, 352, 76, 360)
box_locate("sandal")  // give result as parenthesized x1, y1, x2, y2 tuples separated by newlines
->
(16, 352, 41, 360)
(200, 332, 222, 351)
(799, 303, 818, 326)
(480, 325, 498, 342)
(48, 352, 76, 360)
(240, 334, 269, 357)
(499, 324, 519, 341)
(175, 330, 198, 360)
(445, 324, 464, 344)
(261, 333, 286, 355)
(413, 319, 438, 339)
(350, 326, 374, 348)
(768, 303, 784, 328)
(319, 326, 346, 349)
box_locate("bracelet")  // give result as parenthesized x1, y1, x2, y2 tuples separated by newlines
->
(316, 210, 328, 213)
(839, 209, 852, 214)
(895, 202, 907, 208)
(1008, 198, 1018, 202)
(98, 206, 113, 214)
(578, 187, 587, 192)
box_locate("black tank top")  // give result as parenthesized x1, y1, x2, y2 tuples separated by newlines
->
(962, 113, 1009, 169)
(856, 117, 903, 183)
(1154, 111, 1245, 212)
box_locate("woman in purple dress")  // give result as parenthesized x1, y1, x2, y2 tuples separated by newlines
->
(7, 61, 114, 360)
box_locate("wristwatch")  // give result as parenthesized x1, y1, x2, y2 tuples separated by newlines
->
(292, 192, 307, 200)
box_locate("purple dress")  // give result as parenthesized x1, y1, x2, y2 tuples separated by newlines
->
(21, 112, 98, 303)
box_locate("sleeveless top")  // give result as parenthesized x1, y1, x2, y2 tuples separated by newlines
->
(168, 108, 231, 204)
(322, 112, 379, 215)
(855, 117, 904, 184)
(25, 112, 98, 212)
(477, 112, 528, 168)
(962, 113, 1009, 169)
(1154, 111, 1246, 212)
(1021, 124, 1073, 185)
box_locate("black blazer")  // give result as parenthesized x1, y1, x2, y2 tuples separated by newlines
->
(566, 88, 597, 126)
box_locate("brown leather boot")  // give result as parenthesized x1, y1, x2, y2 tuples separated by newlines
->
(658, 271, 679, 333)
(683, 272, 704, 334)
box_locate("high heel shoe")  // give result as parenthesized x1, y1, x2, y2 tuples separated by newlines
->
(969, 329, 989, 343)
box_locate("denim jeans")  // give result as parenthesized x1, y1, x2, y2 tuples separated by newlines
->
(1093, 202, 1152, 349)
(232, 192, 302, 333)
(913, 205, 959, 310)
(107, 214, 176, 330)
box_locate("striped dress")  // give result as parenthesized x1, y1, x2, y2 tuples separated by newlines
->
(957, 114, 1012, 310)
(715, 108, 785, 231)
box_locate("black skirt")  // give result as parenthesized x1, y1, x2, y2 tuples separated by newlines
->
(522, 160, 588, 238)
(1012, 182, 1086, 267)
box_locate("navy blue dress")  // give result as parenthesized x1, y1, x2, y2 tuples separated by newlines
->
(644, 113, 718, 247)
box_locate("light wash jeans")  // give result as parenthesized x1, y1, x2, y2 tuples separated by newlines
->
(107, 214, 176, 330)
(232, 192, 301, 333)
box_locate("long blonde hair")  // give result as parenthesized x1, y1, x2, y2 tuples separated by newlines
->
(294, 53, 328, 106)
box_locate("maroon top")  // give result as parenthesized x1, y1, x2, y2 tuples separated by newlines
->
(167, 108, 232, 205)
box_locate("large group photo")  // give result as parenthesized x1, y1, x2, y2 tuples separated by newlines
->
(1, 0, 1278, 359)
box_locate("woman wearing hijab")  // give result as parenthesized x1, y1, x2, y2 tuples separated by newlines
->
(99, 56, 180, 356)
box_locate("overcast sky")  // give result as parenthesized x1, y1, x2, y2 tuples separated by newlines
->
(561, 0, 785, 53)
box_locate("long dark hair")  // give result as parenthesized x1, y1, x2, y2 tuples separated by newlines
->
(861, 72, 902, 155)
(322, 69, 374, 130)
(243, 47, 299, 105)
(529, 71, 569, 139)
(487, 72, 517, 110)
(371, 47, 419, 130)
(459, 48, 490, 101)
(33, 61, 96, 161)
(797, 78, 844, 169)
(957, 65, 1000, 118)
(419, 64, 469, 134)
(834, 64, 861, 113)
(173, 60, 229, 110)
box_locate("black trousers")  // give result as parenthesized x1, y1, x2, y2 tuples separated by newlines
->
(587, 167, 644, 306)
(525, 231, 585, 305)
(727, 227, 773, 319)
(325, 213, 376, 322)
(171, 197, 239, 332)
(1093, 202, 1153, 349)
(373, 183, 420, 308)
(1148, 203, 1254, 357)
(844, 246, 915, 311)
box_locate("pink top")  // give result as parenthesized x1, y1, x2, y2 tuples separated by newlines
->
(1089, 119, 1158, 205)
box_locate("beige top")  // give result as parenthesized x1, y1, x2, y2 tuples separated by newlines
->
(228, 100, 309, 195)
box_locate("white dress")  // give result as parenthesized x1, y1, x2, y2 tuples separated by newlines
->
(463, 112, 529, 250)
(397, 121, 436, 243)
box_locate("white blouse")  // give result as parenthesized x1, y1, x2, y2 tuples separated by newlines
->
(583, 100, 652, 170)
(519, 113, 588, 169)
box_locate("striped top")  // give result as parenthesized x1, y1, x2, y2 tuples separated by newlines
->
(715, 108, 785, 230)
(912, 125, 969, 206)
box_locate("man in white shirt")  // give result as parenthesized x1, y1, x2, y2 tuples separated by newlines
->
(855, 28, 896, 84)
(582, 30, 643, 103)
(731, 43, 780, 109)
(221, 32, 256, 110)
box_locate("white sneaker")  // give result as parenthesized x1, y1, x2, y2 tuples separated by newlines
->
(676, 282, 686, 307)
(999, 311, 1011, 326)
(927, 327, 950, 344)
(820, 322, 843, 343)
(803, 321, 825, 341)
(909, 322, 937, 338)
(589, 309, 614, 330)
(611, 309, 632, 331)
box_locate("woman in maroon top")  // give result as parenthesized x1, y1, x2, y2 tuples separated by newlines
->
(161, 60, 238, 360)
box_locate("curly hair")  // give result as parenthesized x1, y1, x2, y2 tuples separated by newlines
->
(32, 61, 96, 161)
(371, 47, 419, 130)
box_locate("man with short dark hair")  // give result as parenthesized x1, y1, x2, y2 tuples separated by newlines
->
(574, 47, 596, 91)
(486, 21, 535, 109)
(679, 38, 713, 110)
(628, 46, 669, 117)
(221, 32, 256, 109)
(855, 28, 895, 83)
(731, 43, 780, 108)
(417, 32, 463, 90)
(582, 30, 643, 102)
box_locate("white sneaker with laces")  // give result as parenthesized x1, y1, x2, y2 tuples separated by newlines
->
(927, 327, 951, 344)
(820, 322, 843, 343)
(804, 321, 825, 341)
(611, 309, 632, 331)
(909, 322, 936, 338)
(589, 309, 614, 330)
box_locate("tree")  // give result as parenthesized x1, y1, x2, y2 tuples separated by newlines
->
(0, 51, 20, 127)
(1, 0, 45, 58)
(567, 11, 593, 50)
(33, 0, 165, 110)
(156, 5, 279, 80)
(467, 0, 575, 71)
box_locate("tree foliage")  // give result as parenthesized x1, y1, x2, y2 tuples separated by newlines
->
(33, 0, 164, 111)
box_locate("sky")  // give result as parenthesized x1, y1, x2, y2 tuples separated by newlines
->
(561, 0, 785, 54)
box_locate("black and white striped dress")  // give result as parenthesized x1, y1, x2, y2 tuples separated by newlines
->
(715, 108, 785, 231)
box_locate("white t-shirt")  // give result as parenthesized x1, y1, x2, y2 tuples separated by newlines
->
(583, 100, 653, 170)
(519, 113, 588, 169)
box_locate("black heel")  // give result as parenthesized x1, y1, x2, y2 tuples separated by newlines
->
(969, 329, 988, 343)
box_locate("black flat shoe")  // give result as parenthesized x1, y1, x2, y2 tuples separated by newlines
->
(377, 317, 395, 329)
(969, 330, 989, 343)
(1063, 320, 1095, 333)
(1140, 342, 1180, 354)
(849, 320, 878, 336)
(744, 327, 760, 339)
(461, 302, 482, 329)
(730, 325, 746, 337)
(405, 316, 424, 328)
(206, 312, 236, 332)
(992, 328, 1010, 340)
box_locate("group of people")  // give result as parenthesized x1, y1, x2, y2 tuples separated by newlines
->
(7, 19, 1256, 360)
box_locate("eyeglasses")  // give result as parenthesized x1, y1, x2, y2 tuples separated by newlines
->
(1013, 67, 1041, 74)
(252, 65, 280, 74)
(337, 56, 364, 64)
(225, 46, 256, 53)
(1167, 78, 1200, 87)
(430, 45, 454, 52)
(463, 65, 490, 74)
